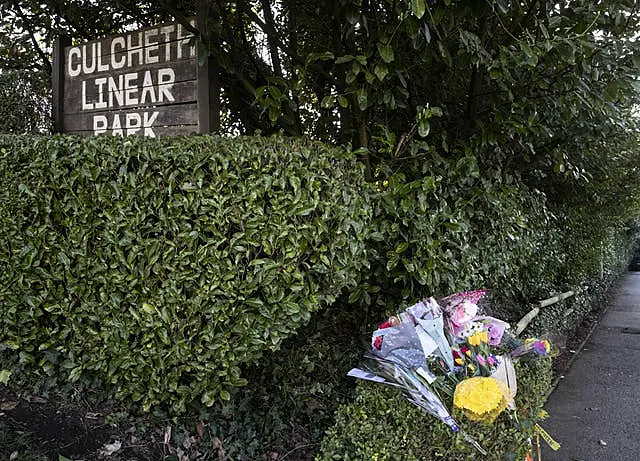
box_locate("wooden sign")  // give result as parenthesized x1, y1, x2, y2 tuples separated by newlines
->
(52, 20, 219, 137)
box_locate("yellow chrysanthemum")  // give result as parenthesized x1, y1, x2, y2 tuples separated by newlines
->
(453, 377, 509, 424)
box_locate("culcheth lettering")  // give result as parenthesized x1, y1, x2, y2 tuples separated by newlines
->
(67, 22, 195, 77)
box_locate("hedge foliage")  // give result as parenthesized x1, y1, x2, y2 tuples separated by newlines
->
(359, 156, 554, 308)
(317, 358, 553, 461)
(0, 134, 371, 411)
(0, 132, 638, 459)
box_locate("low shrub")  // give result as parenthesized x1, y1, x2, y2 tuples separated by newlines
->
(317, 358, 552, 461)
(0, 134, 372, 412)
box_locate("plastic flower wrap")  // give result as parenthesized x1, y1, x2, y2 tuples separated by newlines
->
(349, 307, 460, 433)
(453, 377, 510, 424)
(406, 298, 454, 371)
(510, 337, 554, 358)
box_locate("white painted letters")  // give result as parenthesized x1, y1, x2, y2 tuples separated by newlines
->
(144, 30, 159, 64)
(158, 68, 175, 102)
(108, 75, 124, 107)
(92, 111, 159, 138)
(112, 114, 123, 136)
(68, 47, 82, 77)
(82, 81, 94, 110)
(143, 112, 159, 137)
(126, 113, 142, 135)
(111, 37, 126, 69)
(93, 115, 108, 134)
(66, 22, 195, 77)
(67, 20, 198, 137)
(140, 71, 156, 104)
(94, 77, 108, 109)
(96, 43, 109, 72)
(82, 43, 97, 74)
(124, 73, 138, 105)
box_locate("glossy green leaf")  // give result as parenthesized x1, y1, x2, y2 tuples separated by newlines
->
(411, 0, 426, 19)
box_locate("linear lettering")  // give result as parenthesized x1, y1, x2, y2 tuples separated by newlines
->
(124, 72, 138, 105)
(94, 77, 108, 109)
(108, 75, 125, 107)
(82, 81, 94, 110)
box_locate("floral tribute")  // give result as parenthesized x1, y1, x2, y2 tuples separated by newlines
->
(348, 290, 553, 455)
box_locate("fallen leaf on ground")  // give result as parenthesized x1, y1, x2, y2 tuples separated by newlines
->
(98, 440, 122, 457)
(0, 401, 18, 410)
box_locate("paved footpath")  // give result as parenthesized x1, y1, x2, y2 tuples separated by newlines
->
(541, 271, 640, 461)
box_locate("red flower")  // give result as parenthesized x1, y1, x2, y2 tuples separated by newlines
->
(373, 318, 396, 350)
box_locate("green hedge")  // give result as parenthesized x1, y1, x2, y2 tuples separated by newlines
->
(317, 358, 552, 461)
(0, 134, 371, 411)
(349, 155, 556, 312)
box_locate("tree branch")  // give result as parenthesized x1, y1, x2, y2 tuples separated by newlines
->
(241, 5, 346, 91)
(259, 0, 283, 78)
(157, 0, 200, 36)
(12, 1, 51, 74)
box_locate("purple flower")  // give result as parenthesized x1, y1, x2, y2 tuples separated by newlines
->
(533, 340, 550, 355)
(483, 317, 509, 346)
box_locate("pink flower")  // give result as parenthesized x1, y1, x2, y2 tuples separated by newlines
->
(476, 354, 487, 366)
(450, 300, 478, 327)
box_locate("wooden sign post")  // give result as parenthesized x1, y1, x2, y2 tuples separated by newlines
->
(52, 20, 219, 137)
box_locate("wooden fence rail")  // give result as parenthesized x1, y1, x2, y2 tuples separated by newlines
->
(515, 291, 575, 335)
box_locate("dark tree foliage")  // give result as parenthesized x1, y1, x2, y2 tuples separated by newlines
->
(1, 1, 639, 191)
(0, 69, 51, 133)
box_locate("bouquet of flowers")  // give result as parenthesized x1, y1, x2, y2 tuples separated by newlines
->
(348, 290, 552, 455)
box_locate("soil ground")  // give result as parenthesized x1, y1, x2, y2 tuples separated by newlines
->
(0, 390, 160, 460)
